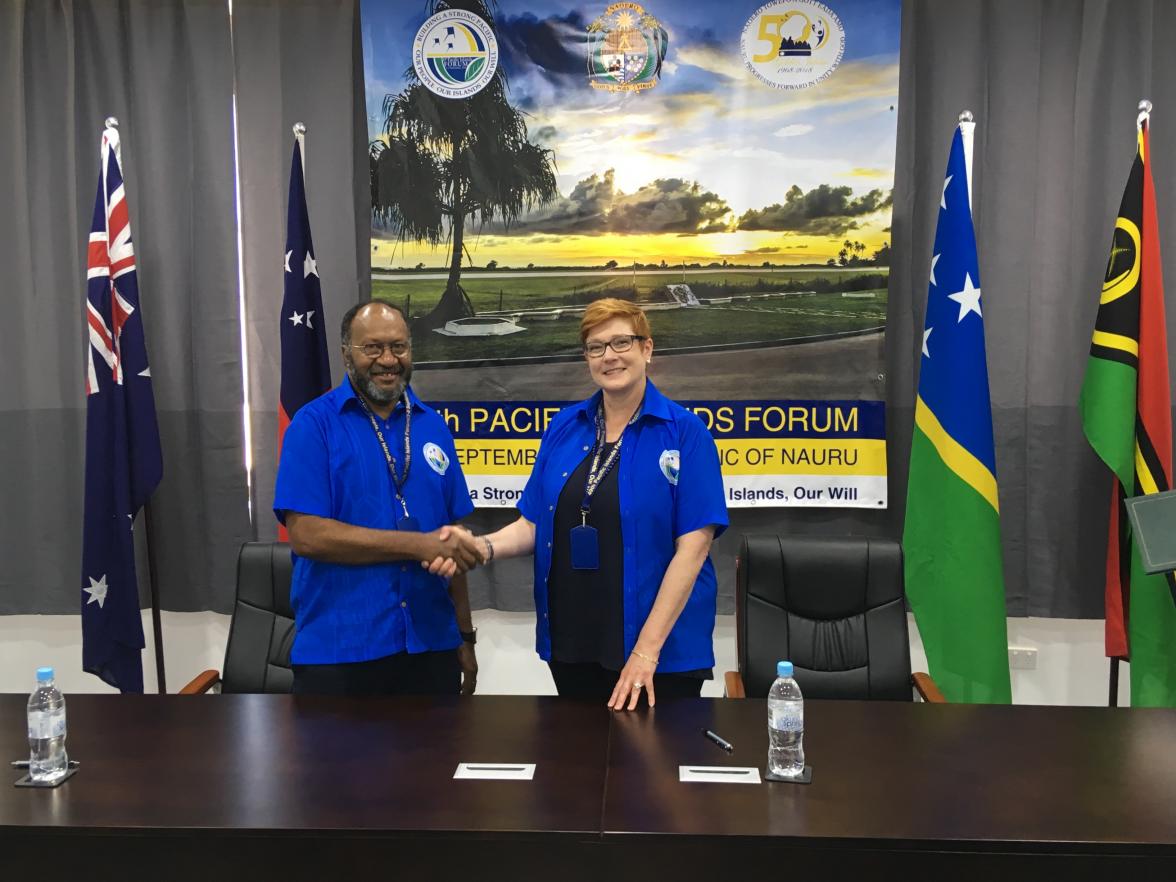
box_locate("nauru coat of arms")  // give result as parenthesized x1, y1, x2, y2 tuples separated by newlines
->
(587, 2, 668, 93)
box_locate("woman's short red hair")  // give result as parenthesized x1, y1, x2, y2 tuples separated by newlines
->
(579, 298, 652, 344)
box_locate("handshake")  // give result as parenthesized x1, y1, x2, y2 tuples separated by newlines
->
(419, 524, 489, 578)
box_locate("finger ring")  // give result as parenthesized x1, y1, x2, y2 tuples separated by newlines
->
(633, 682, 644, 690)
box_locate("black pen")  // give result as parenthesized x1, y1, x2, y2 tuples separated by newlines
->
(702, 728, 734, 753)
(10, 760, 80, 769)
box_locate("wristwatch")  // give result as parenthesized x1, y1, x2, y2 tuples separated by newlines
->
(460, 628, 477, 645)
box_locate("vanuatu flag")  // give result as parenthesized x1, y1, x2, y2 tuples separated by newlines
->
(904, 119, 1012, 703)
(1080, 110, 1176, 707)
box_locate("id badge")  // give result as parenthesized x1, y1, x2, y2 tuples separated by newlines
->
(570, 524, 599, 570)
(397, 515, 421, 532)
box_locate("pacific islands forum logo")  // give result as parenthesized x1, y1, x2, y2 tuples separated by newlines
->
(413, 9, 499, 99)
(740, 0, 845, 90)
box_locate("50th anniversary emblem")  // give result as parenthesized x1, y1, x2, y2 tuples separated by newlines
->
(741, 0, 845, 90)
(413, 9, 499, 98)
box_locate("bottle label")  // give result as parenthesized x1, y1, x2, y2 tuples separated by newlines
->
(769, 707, 803, 732)
(28, 710, 66, 740)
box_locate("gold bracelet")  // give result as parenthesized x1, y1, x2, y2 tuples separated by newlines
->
(631, 649, 658, 665)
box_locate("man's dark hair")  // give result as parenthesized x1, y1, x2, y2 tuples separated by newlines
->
(340, 301, 410, 346)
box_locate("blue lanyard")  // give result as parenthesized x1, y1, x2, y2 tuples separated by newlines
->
(357, 392, 412, 518)
(578, 398, 642, 524)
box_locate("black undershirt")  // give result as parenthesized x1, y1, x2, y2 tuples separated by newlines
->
(548, 443, 710, 679)
(549, 443, 625, 669)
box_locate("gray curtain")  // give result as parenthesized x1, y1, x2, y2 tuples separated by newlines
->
(888, 0, 1176, 617)
(230, 0, 371, 543)
(7, 0, 1175, 623)
(0, 0, 250, 614)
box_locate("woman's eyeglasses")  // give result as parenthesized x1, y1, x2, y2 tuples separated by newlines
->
(584, 335, 646, 358)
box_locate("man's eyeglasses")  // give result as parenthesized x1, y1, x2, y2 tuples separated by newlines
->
(350, 341, 410, 359)
(584, 335, 646, 358)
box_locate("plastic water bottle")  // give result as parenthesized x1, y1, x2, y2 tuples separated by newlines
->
(27, 667, 68, 783)
(767, 660, 804, 778)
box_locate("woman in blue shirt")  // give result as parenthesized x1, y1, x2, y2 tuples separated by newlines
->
(473, 299, 728, 710)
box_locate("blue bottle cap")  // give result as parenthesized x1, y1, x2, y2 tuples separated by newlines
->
(36, 667, 54, 682)
(777, 660, 793, 678)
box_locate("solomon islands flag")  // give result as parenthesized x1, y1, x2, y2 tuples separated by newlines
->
(903, 118, 1012, 703)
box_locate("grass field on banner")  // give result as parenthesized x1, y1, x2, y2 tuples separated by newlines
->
(371, 269, 888, 363)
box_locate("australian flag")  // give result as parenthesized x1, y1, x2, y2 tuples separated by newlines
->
(82, 124, 163, 694)
(278, 134, 331, 537)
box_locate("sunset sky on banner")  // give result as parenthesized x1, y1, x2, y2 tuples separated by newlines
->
(362, 0, 900, 268)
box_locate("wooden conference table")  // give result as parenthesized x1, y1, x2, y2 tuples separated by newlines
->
(2, 694, 1175, 881)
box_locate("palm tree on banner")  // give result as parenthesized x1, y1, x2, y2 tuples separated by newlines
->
(370, 0, 559, 328)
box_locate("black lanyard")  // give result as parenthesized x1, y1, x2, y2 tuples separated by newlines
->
(358, 392, 413, 519)
(579, 397, 642, 525)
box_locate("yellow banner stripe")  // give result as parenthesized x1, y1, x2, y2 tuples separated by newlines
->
(454, 438, 887, 477)
(715, 439, 885, 476)
(1091, 330, 1139, 357)
(1136, 442, 1160, 495)
(915, 396, 1000, 512)
(455, 440, 540, 476)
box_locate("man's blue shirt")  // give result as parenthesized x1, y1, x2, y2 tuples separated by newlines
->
(274, 377, 473, 664)
(519, 379, 729, 671)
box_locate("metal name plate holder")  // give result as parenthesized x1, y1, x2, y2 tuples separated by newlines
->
(679, 765, 762, 784)
(453, 762, 536, 780)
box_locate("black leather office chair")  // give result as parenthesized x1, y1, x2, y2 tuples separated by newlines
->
(181, 542, 295, 694)
(724, 535, 944, 702)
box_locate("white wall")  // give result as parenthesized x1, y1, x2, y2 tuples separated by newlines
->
(907, 615, 1126, 705)
(0, 611, 1125, 705)
(0, 611, 229, 695)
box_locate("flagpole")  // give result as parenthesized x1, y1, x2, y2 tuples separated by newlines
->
(1106, 99, 1152, 709)
(107, 114, 167, 694)
(958, 110, 974, 210)
(143, 499, 167, 693)
(277, 122, 308, 547)
(294, 121, 306, 175)
(99, 116, 167, 693)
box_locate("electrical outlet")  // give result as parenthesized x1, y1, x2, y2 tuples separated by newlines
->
(1008, 647, 1038, 670)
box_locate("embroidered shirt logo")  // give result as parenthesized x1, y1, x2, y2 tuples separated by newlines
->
(424, 442, 450, 475)
(659, 448, 680, 485)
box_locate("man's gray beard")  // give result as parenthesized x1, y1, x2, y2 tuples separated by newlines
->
(350, 365, 410, 404)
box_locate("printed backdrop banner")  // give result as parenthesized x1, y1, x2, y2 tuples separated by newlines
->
(361, 0, 900, 508)
(436, 399, 885, 508)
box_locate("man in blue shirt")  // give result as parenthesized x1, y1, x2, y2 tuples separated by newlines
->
(274, 301, 482, 696)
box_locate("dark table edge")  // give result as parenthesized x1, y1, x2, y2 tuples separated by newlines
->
(597, 830, 1176, 856)
(3, 824, 1174, 857)
(0, 825, 600, 842)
